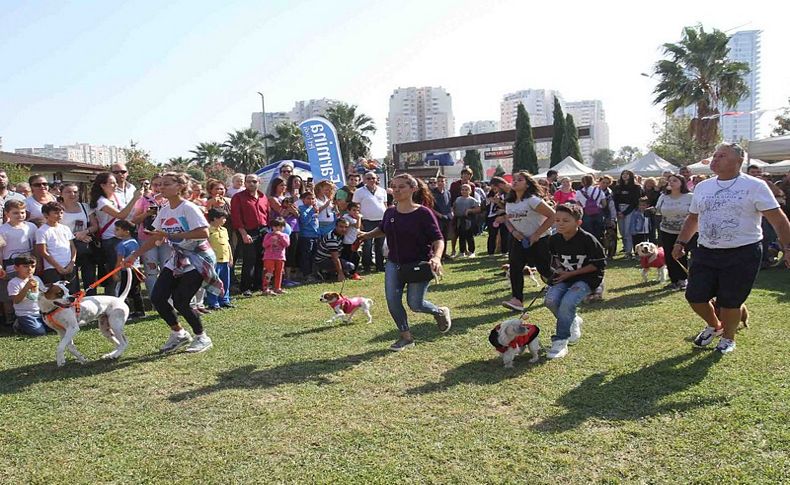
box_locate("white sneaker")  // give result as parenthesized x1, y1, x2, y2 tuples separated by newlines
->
(714, 337, 736, 354)
(547, 339, 569, 359)
(569, 317, 583, 344)
(186, 334, 213, 353)
(160, 330, 192, 353)
(467, 252, 476, 258)
(693, 325, 723, 347)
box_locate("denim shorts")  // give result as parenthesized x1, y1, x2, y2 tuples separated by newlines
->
(685, 242, 762, 308)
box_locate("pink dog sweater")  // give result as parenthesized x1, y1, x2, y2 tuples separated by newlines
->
(330, 296, 366, 314)
(640, 246, 666, 269)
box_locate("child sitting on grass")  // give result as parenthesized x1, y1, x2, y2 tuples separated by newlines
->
(113, 220, 145, 318)
(262, 218, 290, 295)
(544, 203, 606, 360)
(206, 208, 234, 309)
(6, 256, 46, 336)
(341, 202, 363, 280)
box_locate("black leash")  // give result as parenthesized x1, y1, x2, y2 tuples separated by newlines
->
(520, 285, 548, 319)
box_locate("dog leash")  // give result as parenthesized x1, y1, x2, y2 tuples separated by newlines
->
(519, 285, 548, 320)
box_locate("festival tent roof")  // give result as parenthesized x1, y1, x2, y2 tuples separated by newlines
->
(604, 151, 678, 176)
(535, 156, 598, 179)
(748, 135, 790, 161)
(255, 159, 312, 190)
(686, 157, 771, 175)
(764, 159, 790, 174)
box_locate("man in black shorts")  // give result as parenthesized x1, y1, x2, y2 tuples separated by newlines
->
(673, 143, 790, 354)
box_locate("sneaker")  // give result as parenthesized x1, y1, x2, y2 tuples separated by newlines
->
(389, 338, 415, 352)
(351, 273, 363, 281)
(714, 337, 736, 354)
(273, 289, 286, 295)
(262, 289, 275, 296)
(547, 339, 569, 359)
(242, 290, 253, 297)
(677, 280, 688, 290)
(467, 252, 476, 258)
(665, 282, 679, 290)
(282, 279, 300, 288)
(220, 303, 235, 309)
(160, 331, 193, 353)
(185, 334, 213, 354)
(569, 317, 583, 344)
(434, 307, 452, 333)
(693, 325, 723, 347)
(502, 299, 525, 312)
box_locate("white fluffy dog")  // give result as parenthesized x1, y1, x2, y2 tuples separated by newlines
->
(39, 269, 134, 367)
(634, 241, 668, 283)
(319, 291, 374, 324)
(489, 318, 541, 368)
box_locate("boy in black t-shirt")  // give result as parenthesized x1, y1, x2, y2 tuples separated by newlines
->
(544, 203, 607, 359)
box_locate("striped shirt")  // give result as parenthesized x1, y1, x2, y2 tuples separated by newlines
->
(314, 231, 343, 263)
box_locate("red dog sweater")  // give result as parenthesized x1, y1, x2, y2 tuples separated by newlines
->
(330, 296, 366, 314)
(489, 323, 540, 353)
(640, 247, 666, 269)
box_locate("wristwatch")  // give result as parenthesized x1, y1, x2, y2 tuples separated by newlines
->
(674, 240, 688, 248)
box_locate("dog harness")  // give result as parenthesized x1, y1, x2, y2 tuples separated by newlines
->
(329, 296, 365, 314)
(640, 247, 666, 270)
(489, 323, 539, 353)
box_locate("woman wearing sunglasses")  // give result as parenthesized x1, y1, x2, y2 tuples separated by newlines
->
(24, 174, 58, 226)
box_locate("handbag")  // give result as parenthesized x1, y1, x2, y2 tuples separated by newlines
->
(390, 211, 436, 284)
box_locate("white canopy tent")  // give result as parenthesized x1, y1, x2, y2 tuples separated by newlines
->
(535, 156, 598, 179)
(764, 159, 790, 175)
(686, 157, 772, 175)
(604, 151, 678, 177)
(748, 135, 790, 161)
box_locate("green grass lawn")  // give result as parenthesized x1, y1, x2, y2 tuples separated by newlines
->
(1, 242, 788, 483)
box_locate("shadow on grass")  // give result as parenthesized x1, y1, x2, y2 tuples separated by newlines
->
(368, 310, 508, 344)
(282, 323, 346, 338)
(751, 269, 789, 303)
(532, 350, 724, 433)
(0, 352, 165, 395)
(407, 356, 547, 395)
(433, 276, 500, 292)
(168, 349, 389, 402)
(597, 287, 672, 310)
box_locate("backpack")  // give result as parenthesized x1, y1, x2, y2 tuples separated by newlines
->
(580, 187, 602, 216)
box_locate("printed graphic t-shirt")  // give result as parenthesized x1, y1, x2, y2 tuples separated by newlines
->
(548, 228, 606, 290)
(153, 200, 210, 271)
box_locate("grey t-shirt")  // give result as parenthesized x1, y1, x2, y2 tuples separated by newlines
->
(453, 196, 479, 218)
(656, 193, 694, 234)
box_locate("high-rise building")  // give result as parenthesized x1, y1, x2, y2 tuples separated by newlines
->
(387, 87, 454, 150)
(459, 120, 499, 135)
(500, 89, 565, 159)
(565, 100, 610, 164)
(674, 30, 761, 142)
(15, 143, 126, 166)
(251, 98, 340, 137)
(722, 30, 761, 142)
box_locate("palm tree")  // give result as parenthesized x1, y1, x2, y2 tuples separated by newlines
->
(189, 142, 223, 168)
(223, 128, 266, 174)
(165, 156, 193, 171)
(265, 122, 307, 162)
(325, 103, 376, 171)
(652, 25, 750, 150)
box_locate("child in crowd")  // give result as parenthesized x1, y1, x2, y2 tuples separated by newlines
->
(297, 191, 320, 280)
(6, 256, 47, 336)
(629, 196, 652, 247)
(453, 184, 481, 258)
(113, 220, 145, 318)
(0, 200, 38, 324)
(341, 202, 363, 280)
(262, 218, 290, 295)
(206, 208, 234, 309)
(544, 203, 606, 360)
(35, 202, 77, 292)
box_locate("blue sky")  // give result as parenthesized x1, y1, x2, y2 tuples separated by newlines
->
(1, 0, 788, 163)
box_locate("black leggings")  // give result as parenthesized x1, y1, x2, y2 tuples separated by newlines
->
(508, 235, 551, 301)
(457, 218, 476, 254)
(487, 216, 510, 255)
(151, 267, 204, 334)
(660, 230, 697, 283)
(119, 269, 145, 313)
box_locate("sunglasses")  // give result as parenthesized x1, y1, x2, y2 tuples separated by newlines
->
(32, 182, 49, 187)
(112, 170, 128, 175)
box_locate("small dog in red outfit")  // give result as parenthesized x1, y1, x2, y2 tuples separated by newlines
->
(635, 241, 667, 283)
(319, 291, 373, 324)
(489, 317, 541, 368)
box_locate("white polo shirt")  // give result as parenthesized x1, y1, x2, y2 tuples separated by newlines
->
(689, 174, 779, 249)
(352, 185, 387, 221)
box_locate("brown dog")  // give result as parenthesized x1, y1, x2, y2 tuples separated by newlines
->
(712, 298, 749, 329)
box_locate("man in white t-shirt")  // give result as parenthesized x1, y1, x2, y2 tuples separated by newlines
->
(111, 163, 137, 214)
(352, 171, 387, 272)
(673, 143, 790, 354)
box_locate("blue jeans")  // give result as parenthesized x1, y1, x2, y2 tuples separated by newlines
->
(16, 314, 47, 336)
(384, 261, 441, 332)
(544, 281, 591, 341)
(618, 212, 635, 255)
(206, 262, 231, 307)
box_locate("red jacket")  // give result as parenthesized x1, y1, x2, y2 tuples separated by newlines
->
(231, 190, 269, 231)
(640, 247, 666, 269)
(489, 323, 539, 353)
